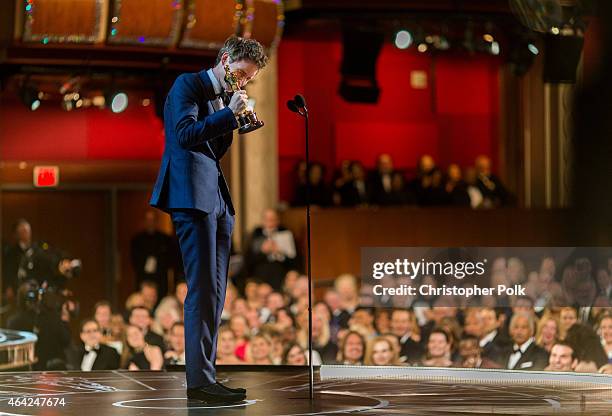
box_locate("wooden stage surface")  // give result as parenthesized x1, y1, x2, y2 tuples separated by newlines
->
(0, 365, 610, 415)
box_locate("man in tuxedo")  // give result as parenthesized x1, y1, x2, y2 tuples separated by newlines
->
(150, 35, 267, 404)
(72, 319, 120, 371)
(502, 312, 549, 371)
(390, 309, 423, 364)
(479, 307, 510, 365)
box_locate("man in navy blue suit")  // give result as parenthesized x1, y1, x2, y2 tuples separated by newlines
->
(150, 35, 268, 404)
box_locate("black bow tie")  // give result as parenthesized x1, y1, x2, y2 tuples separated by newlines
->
(512, 346, 523, 354)
(85, 345, 100, 353)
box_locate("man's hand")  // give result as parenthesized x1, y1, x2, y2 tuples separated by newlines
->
(228, 90, 248, 115)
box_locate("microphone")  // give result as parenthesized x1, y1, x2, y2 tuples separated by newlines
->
(287, 99, 299, 113)
(294, 94, 307, 110)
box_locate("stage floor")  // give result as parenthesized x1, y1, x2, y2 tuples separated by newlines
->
(0, 366, 609, 415)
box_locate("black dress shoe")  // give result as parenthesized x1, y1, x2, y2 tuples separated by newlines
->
(187, 382, 246, 403)
(216, 381, 247, 394)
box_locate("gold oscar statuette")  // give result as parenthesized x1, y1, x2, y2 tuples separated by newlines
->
(224, 63, 264, 134)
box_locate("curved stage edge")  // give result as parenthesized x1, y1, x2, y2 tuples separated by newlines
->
(0, 365, 608, 415)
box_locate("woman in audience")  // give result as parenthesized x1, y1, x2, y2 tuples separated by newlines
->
(336, 330, 366, 365)
(297, 309, 337, 363)
(559, 307, 578, 339)
(151, 296, 181, 343)
(216, 325, 243, 364)
(121, 324, 163, 370)
(229, 314, 250, 361)
(282, 343, 308, 365)
(598, 314, 612, 363)
(374, 309, 391, 335)
(364, 336, 400, 366)
(420, 328, 453, 367)
(247, 333, 274, 365)
(536, 312, 560, 353)
(565, 323, 608, 370)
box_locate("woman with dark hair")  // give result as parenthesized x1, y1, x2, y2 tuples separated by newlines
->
(336, 330, 366, 365)
(420, 328, 453, 367)
(565, 322, 608, 369)
(282, 343, 308, 365)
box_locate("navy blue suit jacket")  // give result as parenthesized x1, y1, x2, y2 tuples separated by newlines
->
(150, 69, 237, 215)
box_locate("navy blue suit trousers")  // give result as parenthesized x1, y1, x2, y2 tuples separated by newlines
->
(170, 185, 234, 388)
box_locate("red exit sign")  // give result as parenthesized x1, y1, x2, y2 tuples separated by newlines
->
(33, 166, 60, 187)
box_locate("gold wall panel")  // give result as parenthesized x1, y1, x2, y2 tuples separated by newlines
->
(242, 0, 283, 50)
(108, 0, 184, 47)
(22, 0, 107, 43)
(180, 0, 241, 50)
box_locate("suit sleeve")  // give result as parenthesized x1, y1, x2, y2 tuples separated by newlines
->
(171, 74, 238, 149)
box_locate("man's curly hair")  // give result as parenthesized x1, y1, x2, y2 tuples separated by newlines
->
(215, 35, 268, 69)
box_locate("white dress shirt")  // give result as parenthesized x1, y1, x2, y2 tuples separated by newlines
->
(507, 337, 534, 369)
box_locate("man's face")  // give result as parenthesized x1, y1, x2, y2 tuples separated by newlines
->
(221, 53, 259, 89)
(80, 321, 101, 347)
(464, 313, 484, 338)
(510, 316, 533, 345)
(169, 325, 185, 352)
(263, 209, 279, 230)
(390, 311, 411, 337)
(16, 222, 32, 245)
(95, 305, 111, 326)
(129, 309, 150, 331)
(548, 344, 576, 371)
(481, 309, 499, 334)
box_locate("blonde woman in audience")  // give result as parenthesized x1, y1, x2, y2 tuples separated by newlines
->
(246, 334, 274, 365)
(229, 314, 250, 361)
(125, 292, 145, 311)
(215, 326, 243, 364)
(152, 296, 181, 342)
(559, 307, 578, 339)
(536, 312, 560, 352)
(121, 324, 163, 370)
(421, 328, 454, 367)
(364, 336, 400, 366)
(297, 308, 337, 363)
(259, 325, 283, 364)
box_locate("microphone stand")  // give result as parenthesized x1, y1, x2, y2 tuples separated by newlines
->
(287, 97, 314, 401)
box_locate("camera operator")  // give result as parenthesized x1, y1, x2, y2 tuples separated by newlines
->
(6, 280, 74, 370)
(2, 219, 81, 305)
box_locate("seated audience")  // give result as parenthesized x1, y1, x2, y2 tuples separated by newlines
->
(216, 325, 243, 364)
(501, 313, 548, 371)
(455, 335, 501, 369)
(544, 342, 578, 372)
(69, 318, 120, 371)
(420, 328, 453, 367)
(365, 336, 400, 366)
(163, 321, 185, 366)
(121, 324, 163, 370)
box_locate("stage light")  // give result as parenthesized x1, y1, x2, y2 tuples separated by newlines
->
(483, 34, 494, 43)
(528, 43, 539, 55)
(394, 30, 412, 49)
(107, 91, 128, 113)
(417, 43, 428, 53)
(491, 41, 500, 55)
(551, 26, 559, 35)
